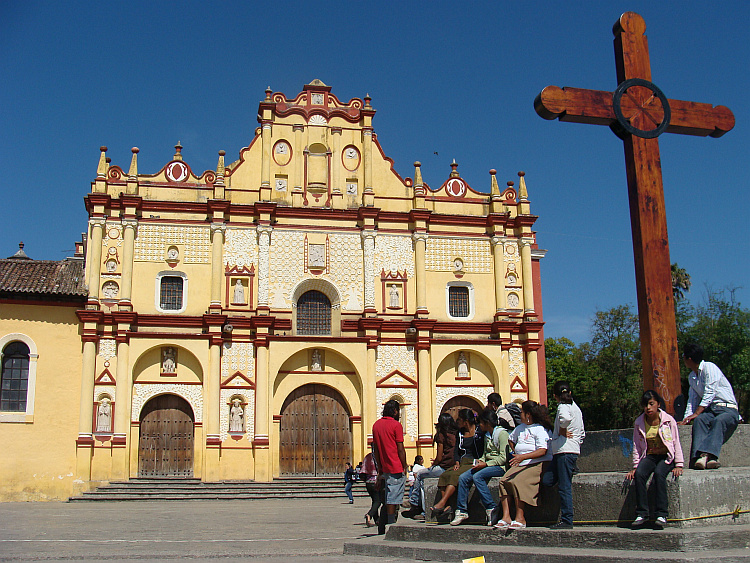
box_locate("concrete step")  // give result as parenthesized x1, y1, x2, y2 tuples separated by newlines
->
(343, 521, 750, 562)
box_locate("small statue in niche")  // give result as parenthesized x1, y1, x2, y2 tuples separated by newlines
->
(311, 349, 322, 371)
(232, 279, 245, 304)
(102, 281, 119, 299)
(229, 398, 244, 432)
(507, 293, 520, 309)
(457, 351, 469, 378)
(106, 259, 117, 273)
(96, 397, 112, 433)
(389, 284, 400, 308)
(162, 347, 177, 373)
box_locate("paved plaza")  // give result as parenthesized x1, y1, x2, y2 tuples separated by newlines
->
(0, 498, 417, 562)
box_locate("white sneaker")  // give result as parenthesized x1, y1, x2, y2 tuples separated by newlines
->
(631, 516, 647, 529)
(450, 510, 469, 526)
(486, 508, 495, 526)
(655, 516, 667, 529)
(694, 454, 708, 470)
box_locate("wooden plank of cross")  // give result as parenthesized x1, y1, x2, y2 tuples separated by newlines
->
(534, 12, 734, 412)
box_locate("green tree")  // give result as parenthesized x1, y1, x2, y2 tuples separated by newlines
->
(671, 263, 692, 301)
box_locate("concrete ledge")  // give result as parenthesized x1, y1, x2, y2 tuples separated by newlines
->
(579, 425, 750, 473)
(423, 467, 750, 528)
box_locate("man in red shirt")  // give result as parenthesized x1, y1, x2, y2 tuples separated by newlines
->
(371, 399, 407, 534)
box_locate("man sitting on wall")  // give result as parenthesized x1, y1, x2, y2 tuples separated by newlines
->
(678, 343, 741, 469)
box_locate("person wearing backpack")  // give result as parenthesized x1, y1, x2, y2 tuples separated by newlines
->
(487, 392, 520, 431)
(450, 408, 510, 526)
(344, 462, 356, 504)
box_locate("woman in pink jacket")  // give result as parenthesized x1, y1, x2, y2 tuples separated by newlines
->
(626, 390, 684, 529)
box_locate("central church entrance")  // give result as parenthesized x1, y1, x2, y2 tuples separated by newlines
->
(138, 394, 194, 477)
(279, 384, 352, 476)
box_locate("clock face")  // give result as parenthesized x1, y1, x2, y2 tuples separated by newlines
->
(445, 178, 467, 198)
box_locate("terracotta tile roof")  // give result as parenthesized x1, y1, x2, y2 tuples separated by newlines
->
(0, 258, 87, 301)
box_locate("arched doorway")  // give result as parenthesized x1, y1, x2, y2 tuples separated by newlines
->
(441, 395, 484, 420)
(279, 384, 352, 476)
(138, 394, 194, 477)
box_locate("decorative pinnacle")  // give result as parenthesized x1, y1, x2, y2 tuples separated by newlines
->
(364, 93, 372, 108)
(216, 150, 226, 183)
(413, 161, 423, 188)
(265, 86, 272, 101)
(450, 159, 459, 178)
(97, 146, 108, 178)
(518, 171, 528, 201)
(489, 169, 499, 194)
(174, 141, 183, 161)
(128, 147, 139, 179)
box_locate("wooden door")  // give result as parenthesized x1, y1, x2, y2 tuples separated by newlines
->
(279, 384, 351, 476)
(138, 394, 194, 477)
(441, 395, 484, 420)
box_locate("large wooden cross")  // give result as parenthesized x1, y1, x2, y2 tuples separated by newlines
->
(535, 12, 734, 411)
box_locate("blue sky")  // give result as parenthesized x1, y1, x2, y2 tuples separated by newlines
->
(1, 1, 748, 343)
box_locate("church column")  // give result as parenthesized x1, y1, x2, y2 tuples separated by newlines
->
(87, 218, 105, 305)
(412, 233, 428, 315)
(260, 118, 272, 201)
(491, 236, 507, 315)
(253, 320, 272, 481)
(203, 313, 225, 480)
(210, 223, 226, 311)
(119, 219, 137, 309)
(361, 231, 376, 314)
(363, 343, 377, 443)
(414, 319, 436, 451)
(526, 347, 540, 402)
(362, 97, 374, 206)
(111, 312, 134, 478)
(74, 310, 101, 488)
(519, 238, 536, 315)
(331, 127, 342, 194)
(257, 225, 272, 310)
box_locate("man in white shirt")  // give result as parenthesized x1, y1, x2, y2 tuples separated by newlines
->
(679, 343, 740, 469)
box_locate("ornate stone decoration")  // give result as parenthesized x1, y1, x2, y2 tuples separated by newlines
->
(507, 292, 520, 309)
(308, 114, 327, 125)
(105, 222, 123, 247)
(425, 237, 491, 272)
(134, 225, 210, 263)
(376, 387, 418, 440)
(361, 231, 376, 308)
(131, 384, 203, 423)
(435, 386, 489, 415)
(95, 396, 112, 433)
(224, 228, 259, 269)
(508, 347, 526, 382)
(220, 389, 255, 441)
(98, 339, 116, 359)
(101, 281, 119, 299)
(257, 226, 273, 306)
(161, 347, 177, 374)
(228, 398, 244, 432)
(268, 230, 305, 308)
(376, 345, 417, 381)
(221, 341, 255, 380)
(375, 235, 415, 278)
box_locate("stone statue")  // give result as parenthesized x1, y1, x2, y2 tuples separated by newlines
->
(389, 284, 400, 308)
(233, 279, 245, 304)
(229, 398, 244, 432)
(457, 351, 469, 378)
(162, 347, 176, 373)
(96, 397, 112, 433)
(102, 281, 119, 299)
(311, 349, 322, 371)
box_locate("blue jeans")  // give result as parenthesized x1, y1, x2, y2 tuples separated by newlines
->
(542, 453, 578, 525)
(408, 466, 445, 509)
(690, 404, 739, 461)
(456, 465, 506, 512)
(345, 481, 353, 502)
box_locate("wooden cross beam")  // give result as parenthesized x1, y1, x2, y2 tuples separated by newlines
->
(535, 12, 734, 412)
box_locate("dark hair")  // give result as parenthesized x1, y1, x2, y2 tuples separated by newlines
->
(435, 412, 458, 436)
(640, 389, 664, 409)
(457, 408, 478, 428)
(683, 343, 704, 364)
(487, 392, 503, 408)
(479, 407, 498, 428)
(521, 400, 553, 431)
(414, 455, 424, 465)
(553, 381, 573, 404)
(383, 399, 400, 420)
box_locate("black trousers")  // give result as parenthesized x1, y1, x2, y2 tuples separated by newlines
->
(634, 454, 674, 519)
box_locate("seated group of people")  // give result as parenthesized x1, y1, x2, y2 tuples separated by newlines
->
(400, 344, 740, 531)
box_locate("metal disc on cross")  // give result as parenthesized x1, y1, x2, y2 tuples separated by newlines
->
(534, 12, 735, 412)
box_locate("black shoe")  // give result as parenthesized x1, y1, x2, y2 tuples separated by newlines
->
(549, 522, 573, 530)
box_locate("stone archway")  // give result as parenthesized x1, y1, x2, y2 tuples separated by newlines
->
(441, 395, 484, 420)
(138, 394, 194, 477)
(279, 384, 352, 476)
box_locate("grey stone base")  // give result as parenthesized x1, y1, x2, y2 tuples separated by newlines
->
(423, 467, 750, 527)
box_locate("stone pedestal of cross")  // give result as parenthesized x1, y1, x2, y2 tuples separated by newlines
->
(535, 12, 734, 411)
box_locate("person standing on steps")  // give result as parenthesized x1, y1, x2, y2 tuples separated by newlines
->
(371, 399, 407, 535)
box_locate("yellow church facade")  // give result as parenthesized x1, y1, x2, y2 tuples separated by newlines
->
(0, 81, 546, 500)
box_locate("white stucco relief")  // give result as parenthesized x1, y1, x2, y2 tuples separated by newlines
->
(134, 224, 210, 263)
(131, 384, 203, 423)
(425, 237, 492, 273)
(435, 387, 489, 414)
(224, 228, 259, 268)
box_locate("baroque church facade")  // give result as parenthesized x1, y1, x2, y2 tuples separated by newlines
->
(0, 80, 546, 499)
